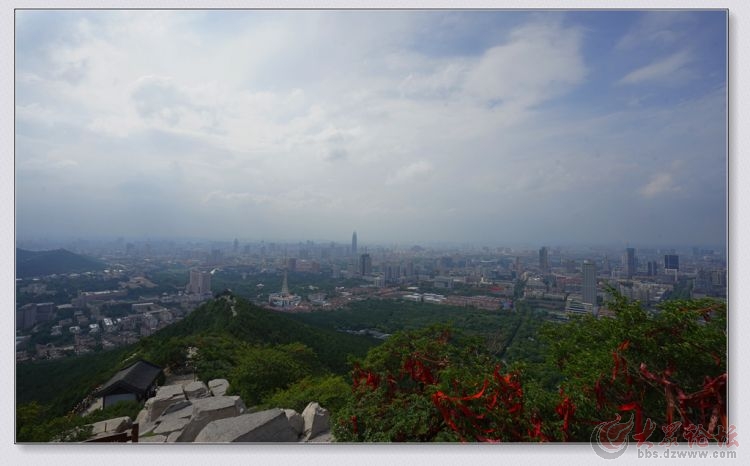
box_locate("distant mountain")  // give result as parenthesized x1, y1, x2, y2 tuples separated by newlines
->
(16, 248, 106, 278)
(150, 294, 378, 374)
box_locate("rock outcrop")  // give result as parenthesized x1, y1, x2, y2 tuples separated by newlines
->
(183, 381, 210, 400)
(176, 396, 246, 442)
(145, 384, 186, 422)
(88, 416, 132, 440)
(208, 379, 230, 397)
(301, 402, 330, 441)
(88, 376, 334, 443)
(194, 408, 298, 442)
(284, 409, 304, 436)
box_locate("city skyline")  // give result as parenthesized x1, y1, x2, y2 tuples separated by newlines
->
(15, 10, 727, 248)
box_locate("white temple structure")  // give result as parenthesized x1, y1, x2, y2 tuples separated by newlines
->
(268, 269, 301, 308)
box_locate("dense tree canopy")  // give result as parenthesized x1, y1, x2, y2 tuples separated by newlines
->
(333, 292, 727, 443)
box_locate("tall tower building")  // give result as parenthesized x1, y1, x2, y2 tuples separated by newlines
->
(582, 260, 597, 307)
(625, 247, 636, 278)
(664, 254, 679, 271)
(352, 231, 358, 256)
(188, 270, 211, 295)
(539, 247, 549, 274)
(359, 253, 372, 276)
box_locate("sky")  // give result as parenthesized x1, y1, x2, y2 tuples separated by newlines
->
(14, 10, 727, 248)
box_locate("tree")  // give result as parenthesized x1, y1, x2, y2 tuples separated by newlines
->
(540, 289, 726, 442)
(333, 291, 727, 443)
(231, 343, 321, 406)
(332, 325, 556, 442)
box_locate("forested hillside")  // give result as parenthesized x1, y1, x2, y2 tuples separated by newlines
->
(16, 248, 105, 278)
(17, 292, 727, 444)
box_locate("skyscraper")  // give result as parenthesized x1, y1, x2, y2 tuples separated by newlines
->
(359, 253, 372, 276)
(539, 247, 549, 274)
(664, 254, 679, 270)
(188, 269, 211, 295)
(626, 247, 636, 278)
(582, 260, 597, 307)
(352, 231, 358, 256)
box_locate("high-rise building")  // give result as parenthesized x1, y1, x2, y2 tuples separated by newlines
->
(664, 254, 679, 271)
(625, 247, 636, 278)
(539, 247, 549, 274)
(582, 260, 597, 306)
(359, 253, 372, 276)
(352, 231, 358, 256)
(188, 270, 211, 295)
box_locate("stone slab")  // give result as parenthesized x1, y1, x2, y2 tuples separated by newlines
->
(176, 396, 245, 442)
(208, 379, 230, 397)
(153, 417, 190, 435)
(183, 381, 209, 400)
(301, 402, 330, 441)
(284, 409, 304, 436)
(194, 409, 298, 443)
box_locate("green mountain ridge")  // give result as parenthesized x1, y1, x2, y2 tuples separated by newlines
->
(141, 293, 378, 374)
(16, 248, 106, 278)
(17, 293, 378, 422)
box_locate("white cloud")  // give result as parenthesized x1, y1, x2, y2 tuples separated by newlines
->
(385, 160, 434, 185)
(616, 11, 694, 50)
(639, 173, 682, 198)
(13, 11, 726, 245)
(464, 21, 586, 108)
(618, 50, 692, 85)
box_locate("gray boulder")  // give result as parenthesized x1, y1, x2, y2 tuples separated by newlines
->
(105, 416, 132, 433)
(153, 417, 190, 436)
(89, 420, 108, 436)
(284, 409, 304, 436)
(208, 379, 230, 397)
(134, 408, 149, 426)
(140, 434, 167, 443)
(176, 396, 246, 442)
(88, 416, 131, 438)
(161, 400, 193, 418)
(146, 384, 187, 421)
(194, 409, 298, 443)
(183, 381, 209, 399)
(166, 431, 182, 443)
(301, 402, 330, 440)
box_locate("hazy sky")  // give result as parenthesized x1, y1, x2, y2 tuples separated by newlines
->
(15, 10, 727, 247)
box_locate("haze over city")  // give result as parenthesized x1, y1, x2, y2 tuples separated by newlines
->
(15, 10, 726, 248)
(9, 5, 742, 455)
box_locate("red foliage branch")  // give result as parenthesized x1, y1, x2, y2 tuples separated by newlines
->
(431, 365, 526, 442)
(639, 363, 727, 436)
(555, 390, 576, 441)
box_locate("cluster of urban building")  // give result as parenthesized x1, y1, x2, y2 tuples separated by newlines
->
(16, 233, 726, 360)
(15, 269, 214, 362)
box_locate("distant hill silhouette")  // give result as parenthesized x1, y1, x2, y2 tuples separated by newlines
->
(16, 248, 106, 278)
(151, 294, 377, 374)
